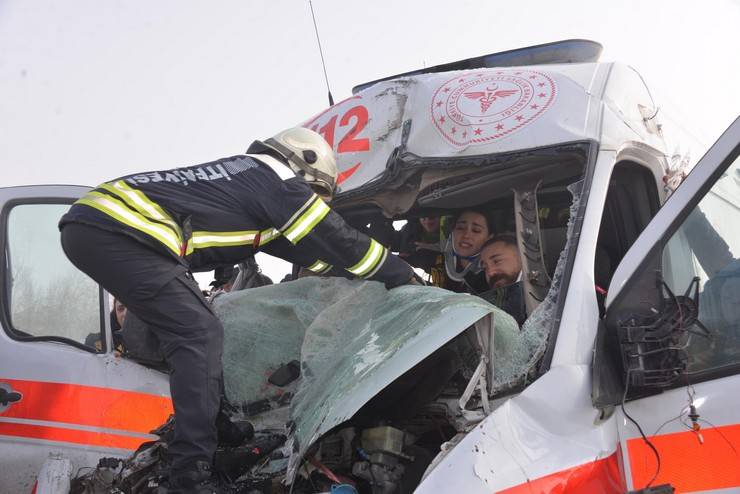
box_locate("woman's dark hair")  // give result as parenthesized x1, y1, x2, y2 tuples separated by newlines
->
(110, 300, 122, 332)
(481, 233, 518, 251)
(452, 207, 494, 234)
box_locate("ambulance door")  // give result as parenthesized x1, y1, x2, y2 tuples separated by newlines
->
(600, 117, 740, 492)
(0, 186, 172, 493)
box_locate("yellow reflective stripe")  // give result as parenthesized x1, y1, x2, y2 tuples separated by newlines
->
(347, 239, 387, 278)
(280, 194, 318, 232)
(363, 248, 388, 279)
(259, 227, 281, 246)
(99, 181, 183, 239)
(191, 230, 258, 249)
(283, 198, 331, 244)
(307, 260, 332, 274)
(77, 192, 182, 255)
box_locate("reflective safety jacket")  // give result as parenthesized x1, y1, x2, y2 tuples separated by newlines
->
(59, 154, 413, 288)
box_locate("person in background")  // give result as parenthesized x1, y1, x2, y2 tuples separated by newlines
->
(478, 234, 527, 326)
(111, 298, 127, 331)
(209, 266, 237, 295)
(393, 216, 447, 272)
(85, 298, 127, 351)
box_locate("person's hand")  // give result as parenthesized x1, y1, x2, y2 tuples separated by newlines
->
(408, 273, 426, 285)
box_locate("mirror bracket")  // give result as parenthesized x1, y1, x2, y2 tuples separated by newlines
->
(513, 180, 551, 313)
(617, 276, 710, 391)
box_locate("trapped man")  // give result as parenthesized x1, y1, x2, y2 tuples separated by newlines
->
(478, 234, 527, 326)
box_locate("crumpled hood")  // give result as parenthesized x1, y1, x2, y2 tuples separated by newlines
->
(214, 277, 521, 479)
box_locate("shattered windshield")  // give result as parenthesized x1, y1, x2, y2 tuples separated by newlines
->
(491, 179, 584, 391)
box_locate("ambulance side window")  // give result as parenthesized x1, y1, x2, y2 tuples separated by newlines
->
(596, 162, 660, 291)
(662, 154, 740, 374)
(4, 203, 103, 350)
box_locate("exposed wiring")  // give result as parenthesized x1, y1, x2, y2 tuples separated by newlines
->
(679, 376, 739, 454)
(307, 454, 356, 486)
(643, 106, 660, 121)
(697, 418, 740, 456)
(682, 376, 705, 444)
(651, 407, 688, 438)
(621, 371, 661, 488)
(620, 278, 707, 486)
(303, 459, 319, 491)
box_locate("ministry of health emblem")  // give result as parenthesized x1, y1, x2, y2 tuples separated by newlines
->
(430, 69, 557, 146)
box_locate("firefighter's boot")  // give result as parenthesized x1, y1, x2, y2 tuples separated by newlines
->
(216, 410, 253, 447)
(163, 461, 221, 494)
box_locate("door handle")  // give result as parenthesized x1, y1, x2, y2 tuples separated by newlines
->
(0, 384, 22, 409)
(0, 389, 22, 406)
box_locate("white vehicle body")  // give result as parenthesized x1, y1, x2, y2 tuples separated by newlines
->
(1, 41, 738, 492)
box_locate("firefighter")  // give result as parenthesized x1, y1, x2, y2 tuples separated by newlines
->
(58, 127, 414, 493)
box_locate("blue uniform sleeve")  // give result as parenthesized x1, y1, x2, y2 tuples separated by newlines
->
(256, 171, 413, 289)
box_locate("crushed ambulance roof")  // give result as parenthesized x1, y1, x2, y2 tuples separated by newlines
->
(300, 61, 631, 196)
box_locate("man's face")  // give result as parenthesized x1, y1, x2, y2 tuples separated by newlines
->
(480, 241, 522, 289)
(114, 300, 128, 327)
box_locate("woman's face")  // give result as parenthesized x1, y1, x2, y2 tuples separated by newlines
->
(453, 211, 491, 257)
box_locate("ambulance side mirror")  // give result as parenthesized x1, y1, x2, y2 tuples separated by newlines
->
(592, 244, 663, 409)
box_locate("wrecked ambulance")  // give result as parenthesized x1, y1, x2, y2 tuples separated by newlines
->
(1, 39, 739, 493)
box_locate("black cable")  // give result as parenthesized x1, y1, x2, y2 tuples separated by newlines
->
(621, 372, 661, 488)
(620, 277, 710, 488)
(304, 459, 318, 492)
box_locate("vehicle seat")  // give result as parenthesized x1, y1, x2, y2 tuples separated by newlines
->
(541, 227, 568, 275)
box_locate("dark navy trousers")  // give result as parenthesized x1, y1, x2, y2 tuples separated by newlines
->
(61, 223, 223, 475)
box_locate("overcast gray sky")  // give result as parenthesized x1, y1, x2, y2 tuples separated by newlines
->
(2, 0, 739, 282)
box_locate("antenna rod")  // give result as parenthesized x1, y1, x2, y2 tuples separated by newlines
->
(308, 0, 334, 106)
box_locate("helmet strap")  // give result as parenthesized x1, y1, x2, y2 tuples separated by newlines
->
(264, 138, 335, 186)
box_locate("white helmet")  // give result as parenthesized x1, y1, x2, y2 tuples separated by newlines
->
(264, 127, 338, 198)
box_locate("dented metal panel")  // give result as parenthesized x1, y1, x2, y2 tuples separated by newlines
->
(417, 365, 624, 493)
(301, 64, 605, 195)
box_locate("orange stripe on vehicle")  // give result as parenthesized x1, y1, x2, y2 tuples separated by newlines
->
(0, 379, 172, 434)
(628, 423, 740, 492)
(496, 452, 624, 494)
(0, 421, 148, 451)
